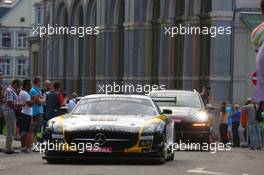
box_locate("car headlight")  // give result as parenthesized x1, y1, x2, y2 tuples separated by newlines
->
(141, 123, 163, 136)
(53, 122, 63, 134)
(192, 111, 208, 122)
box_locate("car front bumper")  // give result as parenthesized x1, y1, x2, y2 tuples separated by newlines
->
(43, 148, 165, 161)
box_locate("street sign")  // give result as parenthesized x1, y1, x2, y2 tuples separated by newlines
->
(252, 71, 257, 86)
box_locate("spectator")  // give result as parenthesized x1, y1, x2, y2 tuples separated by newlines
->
(67, 92, 78, 113)
(241, 107, 248, 144)
(231, 104, 241, 147)
(200, 86, 211, 105)
(3, 79, 22, 154)
(42, 80, 52, 120)
(46, 82, 66, 121)
(30, 77, 45, 151)
(219, 102, 228, 144)
(42, 80, 52, 97)
(18, 79, 36, 153)
(226, 105, 233, 143)
(244, 99, 262, 150)
(0, 72, 5, 134)
(206, 104, 214, 143)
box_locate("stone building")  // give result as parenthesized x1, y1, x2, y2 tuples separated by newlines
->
(0, 0, 41, 85)
(30, 0, 261, 104)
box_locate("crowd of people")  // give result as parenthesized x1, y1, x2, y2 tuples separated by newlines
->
(0, 75, 263, 154)
(201, 85, 264, 150)
(0, 76, 78, 154)
(218, 100, 264, 150)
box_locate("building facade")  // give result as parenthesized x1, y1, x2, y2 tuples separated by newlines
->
(233, 0, 261, 103)
(32, 0, 261, 104)
(0, 0, 41, 85)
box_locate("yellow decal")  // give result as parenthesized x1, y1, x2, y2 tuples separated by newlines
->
(125, 115, 164, 153)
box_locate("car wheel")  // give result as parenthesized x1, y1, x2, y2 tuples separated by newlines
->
(166, 143, 174, 161)
(156, 134, 167, 164)
(167, 152, 174, 161)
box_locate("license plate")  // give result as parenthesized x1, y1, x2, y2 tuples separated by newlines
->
(87, 147, 112, 153)
(173, 118, 182, 123)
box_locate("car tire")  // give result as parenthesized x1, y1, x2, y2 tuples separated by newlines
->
(156, 134, 167, 164)
(166, 143, 174, 161)
(167, 152, 174, 161)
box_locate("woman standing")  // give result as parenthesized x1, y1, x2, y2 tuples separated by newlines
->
(219, 102, 229, 144)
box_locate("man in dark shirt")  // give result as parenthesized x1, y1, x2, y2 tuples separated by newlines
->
(46, 82, 65, 121)
(200, 86, 211, 105)
(232, 104, 241, 147)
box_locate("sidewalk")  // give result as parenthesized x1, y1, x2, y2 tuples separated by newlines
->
(0, 135, 21, 152)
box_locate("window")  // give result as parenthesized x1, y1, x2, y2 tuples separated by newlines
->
(17, 33, 27, 48)
(35, 5, 41, 25)
(17, 59, 27, 76)
(2, 33, 11, 48)
(0, 58, 11, 76)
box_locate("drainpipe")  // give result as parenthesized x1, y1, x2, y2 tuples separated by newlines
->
(230, 0, 236, 104)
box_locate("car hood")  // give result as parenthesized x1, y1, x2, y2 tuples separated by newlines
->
(51, 114, 157, 132)
(159, 106, 202, 122)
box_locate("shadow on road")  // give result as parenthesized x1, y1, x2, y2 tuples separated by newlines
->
(43, 159, 175, 166)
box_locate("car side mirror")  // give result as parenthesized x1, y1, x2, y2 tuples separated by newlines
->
(205, 104, 215, 112)
(162, 109, 172, 114)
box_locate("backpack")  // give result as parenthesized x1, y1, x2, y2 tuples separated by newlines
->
(241, 109, 247, 127)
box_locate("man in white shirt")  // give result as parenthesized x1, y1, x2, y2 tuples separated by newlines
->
(67, 92, 78, 113)
(18, 79, 36, 153)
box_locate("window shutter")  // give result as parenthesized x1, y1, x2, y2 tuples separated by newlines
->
(0, 32, 2, 48)
(35, 6, 39, 25)
(10, 31, 14, 49)
(15, 32, 18, 49)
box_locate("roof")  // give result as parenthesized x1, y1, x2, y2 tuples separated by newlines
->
(82, 94, 151, 100)
(0, 7, 11, 18)
(240, 12, 262, 30)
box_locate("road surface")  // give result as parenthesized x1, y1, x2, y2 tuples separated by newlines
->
(0, 147, 263, 175)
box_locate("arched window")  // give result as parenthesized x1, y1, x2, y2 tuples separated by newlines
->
(114, 0, 125, 83)
(175, 0, 185, 17)
(71, 1, 84, 94)
(83, 0, 97, 94)
(57, 2, 68, 87)
(151, 0, 160, 85)
(201, 0, 212, 14)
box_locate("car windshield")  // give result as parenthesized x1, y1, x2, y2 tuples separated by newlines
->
(151, 92, 202, 108)
(72, 97, 158, 115)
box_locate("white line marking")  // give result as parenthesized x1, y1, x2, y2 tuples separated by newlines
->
(186, 167, 226, 175)
(0, 164, 6, 170)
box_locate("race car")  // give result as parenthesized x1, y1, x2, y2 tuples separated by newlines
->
(43, 94, 174, 164)
(149, 90, 211, 145)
